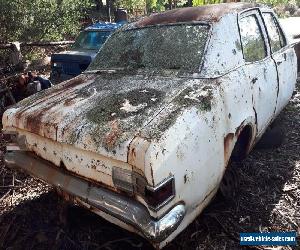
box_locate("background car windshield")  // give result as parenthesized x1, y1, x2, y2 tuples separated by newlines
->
(72, 31, 111, 50)
(88, 24, 209, 72)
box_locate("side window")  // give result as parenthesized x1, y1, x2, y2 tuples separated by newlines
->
(239, 14, 266, 62)
(262, 12, 286, 53)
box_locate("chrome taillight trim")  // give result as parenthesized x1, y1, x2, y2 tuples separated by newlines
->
(112, 166, 175, 211)
(145, 176, 175, 211)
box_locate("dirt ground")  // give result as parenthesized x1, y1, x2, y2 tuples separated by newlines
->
(0, 80, 299, 250)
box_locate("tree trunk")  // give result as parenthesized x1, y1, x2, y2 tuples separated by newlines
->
(95, 0, 103, 11)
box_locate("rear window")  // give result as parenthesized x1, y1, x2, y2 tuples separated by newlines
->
(88, 24, 209, 73)
(72, 31, 112, 50)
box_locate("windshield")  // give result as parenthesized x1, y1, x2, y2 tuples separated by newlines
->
(72, 30, 112, 50)
(88, 24, 209, 73)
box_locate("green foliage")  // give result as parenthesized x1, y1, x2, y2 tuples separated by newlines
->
(192, 0, 204, 6)
(0, 0, 93, 43)
(0, 0, 296, 43)
(117, 0, 146, 12)
(155, 0, 168, 11)
(256, 0, 290, 6)
(193, 0, 222, 6)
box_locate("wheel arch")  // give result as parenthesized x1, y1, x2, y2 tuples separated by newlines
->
(224, 118, 257, 165)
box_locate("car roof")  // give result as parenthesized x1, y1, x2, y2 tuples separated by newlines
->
(135, 3, 263, 27)
(85, 22, 122, 31)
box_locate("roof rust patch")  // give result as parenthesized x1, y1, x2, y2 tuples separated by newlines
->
(135, 3, 260, 27)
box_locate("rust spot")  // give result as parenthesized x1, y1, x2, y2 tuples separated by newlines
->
(234, 121, 246, 137)
(105, 120, 122, 149)
(135, 3, 259, 27)
(15, 76, 87, 117)
(62, 77, 85, 89)
(224, 133, 234, 165)
(12, 75, 92, 138)
(64, 98, 76, 106)
(129, 147, 136, 161)
(16, 96, 63, 136)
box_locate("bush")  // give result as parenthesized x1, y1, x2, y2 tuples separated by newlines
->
(0, 0, 93, 43)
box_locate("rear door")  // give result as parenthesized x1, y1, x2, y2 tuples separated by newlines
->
(261, 11, 297, 116)
(238, 10, 278, 135)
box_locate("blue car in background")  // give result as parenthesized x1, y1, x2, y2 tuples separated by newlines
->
(50, 22, 122, 82)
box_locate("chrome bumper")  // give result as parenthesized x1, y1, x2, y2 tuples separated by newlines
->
(5, 151, 185, 242)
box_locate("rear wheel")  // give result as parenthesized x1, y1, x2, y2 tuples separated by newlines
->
(219, 126, 252, 200)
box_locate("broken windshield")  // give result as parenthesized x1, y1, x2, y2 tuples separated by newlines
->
(88, 24, 209, 73)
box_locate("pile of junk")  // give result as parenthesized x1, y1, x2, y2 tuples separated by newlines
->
(0, 40, 54, 125)
(0, 70, 52, 124)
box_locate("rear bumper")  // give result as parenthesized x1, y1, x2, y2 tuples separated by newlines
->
(4, 151, 185, 242)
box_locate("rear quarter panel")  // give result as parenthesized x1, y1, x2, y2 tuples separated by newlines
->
(142, 67, 257, 220)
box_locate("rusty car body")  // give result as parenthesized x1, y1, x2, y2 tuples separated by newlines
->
(2, 3, 297, 248)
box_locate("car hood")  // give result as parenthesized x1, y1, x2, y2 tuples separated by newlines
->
(51, 50, 97, 63)
(3, 73, 212, 162)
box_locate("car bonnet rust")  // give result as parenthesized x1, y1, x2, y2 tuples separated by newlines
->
(135, 3, 260, 27)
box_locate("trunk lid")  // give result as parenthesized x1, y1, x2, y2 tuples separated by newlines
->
(4, 72, 190, 162)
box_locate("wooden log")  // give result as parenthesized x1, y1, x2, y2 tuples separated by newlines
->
(0, 41, 74, 50)
(0, 44, 12, 49)
(22, 40, 74, 47)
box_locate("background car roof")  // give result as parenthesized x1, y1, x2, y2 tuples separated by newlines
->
(85, 22, 122, 31)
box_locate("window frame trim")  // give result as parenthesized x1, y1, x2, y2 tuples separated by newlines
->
(237, 9, 270, 64)
(260, 11, 287, 55)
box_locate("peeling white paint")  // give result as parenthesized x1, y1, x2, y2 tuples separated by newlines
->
(120, 99, 148, 112)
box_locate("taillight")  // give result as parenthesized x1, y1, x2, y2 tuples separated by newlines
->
(112, 166, 175, 210)
(144, 177, 175, 210)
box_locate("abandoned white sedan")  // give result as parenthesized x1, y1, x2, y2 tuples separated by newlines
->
(2, 3, 297, 249)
